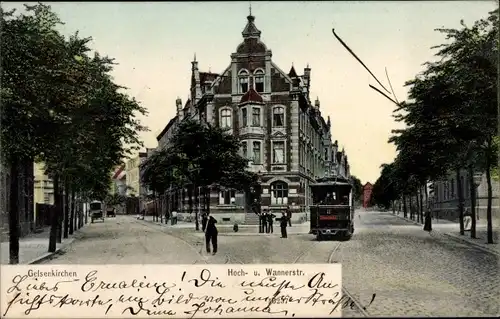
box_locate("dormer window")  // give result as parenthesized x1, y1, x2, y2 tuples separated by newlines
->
(238, 69, 249, 93)
(254, 69, 265, 93)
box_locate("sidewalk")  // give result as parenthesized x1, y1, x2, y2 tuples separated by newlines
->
(137, 215, 311, 236)
(391, 212, 499, 256)
(1, 227, 79, 265)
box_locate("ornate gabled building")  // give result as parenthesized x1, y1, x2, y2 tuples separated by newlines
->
(156, 13, 351, 223)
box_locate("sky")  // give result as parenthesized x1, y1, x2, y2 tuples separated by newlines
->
(2, 1, 496, 184)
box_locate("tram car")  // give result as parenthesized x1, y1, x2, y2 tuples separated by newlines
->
(309, 175, 355, 241)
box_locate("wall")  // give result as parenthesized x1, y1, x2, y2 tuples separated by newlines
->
(432, 170, 499, 222)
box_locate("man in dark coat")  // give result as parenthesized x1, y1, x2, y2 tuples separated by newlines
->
(205, 214, 218, 254)
(266, 211, 276, 234)
(260, 210, 268, 233)
(423, 208, 432, 232)
(286, 206, 292, 227)
(278, 212, 288, 238)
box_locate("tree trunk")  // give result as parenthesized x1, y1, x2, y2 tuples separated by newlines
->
(49, 175, 61, 252)
(424, 183, 429, 209)
(409, 195, 413, 220)
(70, 188, 75, 235)
(419, 185, 424, 223)
(416, 189, 421, 223)
(8, 160, 20, 264)
(205, 186, 211, 216)
(456, 168, 465, 235)
(403, 195, 408, 218)
(194, 185, 199, 231)
(392, 200, 395, 214)
(485, 151, 493, 244)
(56, 181, 63, 243)
(468, 165, 477, 238)
(63, 182, 70, 239)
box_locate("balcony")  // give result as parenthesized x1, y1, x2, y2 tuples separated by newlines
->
(239, 126, 265, 137)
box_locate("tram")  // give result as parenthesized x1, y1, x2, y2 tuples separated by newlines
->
(309, 175, 355, 241)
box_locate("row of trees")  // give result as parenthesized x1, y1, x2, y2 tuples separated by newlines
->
(1, 4, 146, 263)
(140, 119, 259, 230)
(370, 9, 498, 243)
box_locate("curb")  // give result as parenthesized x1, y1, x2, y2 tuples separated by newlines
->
(27, 237, 76, 264)
(391, 213, 499, 256)
(443, 233, 499, 256)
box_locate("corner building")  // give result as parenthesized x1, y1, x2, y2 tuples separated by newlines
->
(158, 14, 351, 224)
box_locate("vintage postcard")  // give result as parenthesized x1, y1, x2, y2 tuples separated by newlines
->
(0, 1, 498, 318)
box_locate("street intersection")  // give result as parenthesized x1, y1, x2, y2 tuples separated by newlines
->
(39, 210, 499, 317)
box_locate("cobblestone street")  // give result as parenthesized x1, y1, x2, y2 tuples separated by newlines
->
(40, 212, 499, 317)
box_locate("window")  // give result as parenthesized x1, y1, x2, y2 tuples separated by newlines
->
(273, 141, 285, 164)
(252, 141, 261, 164)
(273, 106, 284, 127)
(241, 108, 248, 127)
(271, 181, 288, 205)
(324, 148, 328, 161)
(44, 193, 50, 203)
(219, 190, 236, 205)
(239, 70, 249, 93)
(254, 69, 265, 92)
(252, 107, 261, 126)
(242, 141, 248, 158)
(220, 109, 232, 128)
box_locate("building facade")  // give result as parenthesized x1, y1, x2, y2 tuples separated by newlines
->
(33, 163, 54, 207)
(156, 13, 351, 223)
(0, 160, 35, 241)
(431, 170, 499, 223)
(125, 153, 147, 197)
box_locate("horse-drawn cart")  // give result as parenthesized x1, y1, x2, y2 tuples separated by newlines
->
(90, 201, 105, 223)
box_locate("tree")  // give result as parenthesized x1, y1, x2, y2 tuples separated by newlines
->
(349, 175, 363, 205)
(1, 4, 147, 261)
(141, 119, 258, 230)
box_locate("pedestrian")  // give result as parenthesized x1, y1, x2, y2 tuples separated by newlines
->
(171, 209, 178, 225)
(286, 206, 292, 227)
(266, 211, 276, 234)
(423, 208, 432, 232)
(279, 212, 288, 238)
(205, 214, 218, 255)
(261, 211, 268, 233)
(463, 209, 472, 231)
(201, 212, 208, 232)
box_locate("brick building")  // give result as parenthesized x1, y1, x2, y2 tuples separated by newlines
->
(362, 182, 373, 208)
(156, 13, 351, 224)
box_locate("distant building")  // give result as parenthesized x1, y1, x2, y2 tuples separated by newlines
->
(110, 164, 127, 196)
(125, 152, 148, 209)
(362, 182, 373, 208)
(155, 12, 351, 224)
(33, 163, 54, 207)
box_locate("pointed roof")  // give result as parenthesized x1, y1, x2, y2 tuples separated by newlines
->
(242, 14, 261, 38)
(240, 88, 264, 104)
(288, 65, 298, 77)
